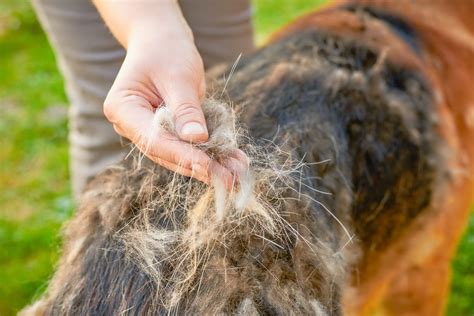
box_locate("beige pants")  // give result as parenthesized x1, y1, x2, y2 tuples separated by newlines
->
(32, 0, 255, 199)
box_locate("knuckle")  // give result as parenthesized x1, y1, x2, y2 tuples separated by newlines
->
(103, 98, 116, 122)
(112, 124, 124, 137)
(174, 103, 202, 119)
(172, 152, 192, 170)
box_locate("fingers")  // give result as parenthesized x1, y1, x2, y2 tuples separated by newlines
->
(105, 92, 234, 187)
(157, 54, 208, 144)
(167, 82, 208, 143)
(102, 39, 232, 187)
(144, 129, 234, 189)
(222, 149, 250, 179)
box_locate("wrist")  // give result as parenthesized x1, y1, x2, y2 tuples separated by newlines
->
(127, 3, 194, 51)
(94, 0, 191, 49)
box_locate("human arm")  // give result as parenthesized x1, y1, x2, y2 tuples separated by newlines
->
(92, 0, 234, 185)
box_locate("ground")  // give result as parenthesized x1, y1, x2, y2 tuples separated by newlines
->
(0, 1, 472, 315)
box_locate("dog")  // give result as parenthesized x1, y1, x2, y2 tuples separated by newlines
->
(23, 1, 474, 315)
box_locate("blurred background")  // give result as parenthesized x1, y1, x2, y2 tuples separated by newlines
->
(0, 1, 473, 315)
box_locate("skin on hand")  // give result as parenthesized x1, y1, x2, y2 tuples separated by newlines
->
(93, 0, 242, 187)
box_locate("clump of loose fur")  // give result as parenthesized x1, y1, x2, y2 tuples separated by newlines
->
(122, 98, 316, 309)
(22, 93, 347, 316)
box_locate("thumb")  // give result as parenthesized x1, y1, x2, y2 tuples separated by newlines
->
(164, 78, 208, 143)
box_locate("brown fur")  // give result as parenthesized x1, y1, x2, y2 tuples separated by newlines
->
(270, 1, 474, 315)
(23, 1, 474, 315)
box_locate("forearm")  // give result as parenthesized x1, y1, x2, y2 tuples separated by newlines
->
(92, 0, 193, 49)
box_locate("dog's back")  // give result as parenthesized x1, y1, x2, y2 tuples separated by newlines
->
(23, 1, 474, 315)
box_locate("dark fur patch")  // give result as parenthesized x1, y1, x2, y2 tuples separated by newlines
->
(226, 30, 440, 252)
(34, 29, 442, 315)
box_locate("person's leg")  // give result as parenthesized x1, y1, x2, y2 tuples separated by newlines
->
(32, 0, 127, 200)
(32, 0, 254, 200)
(179, 0, 255, 68)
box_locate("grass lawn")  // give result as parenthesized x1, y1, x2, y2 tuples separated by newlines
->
(0, 1, 473, 315)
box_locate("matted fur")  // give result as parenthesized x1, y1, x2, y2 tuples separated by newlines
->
(21, 2, 464, 315)
(24, 93, 353, 314)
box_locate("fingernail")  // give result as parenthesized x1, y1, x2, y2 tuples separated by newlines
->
(181, 122, 205, 136)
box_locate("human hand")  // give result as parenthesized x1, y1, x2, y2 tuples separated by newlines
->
(96, 0, 243, 186)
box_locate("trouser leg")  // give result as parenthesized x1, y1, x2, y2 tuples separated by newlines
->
(179, 0, 255, 68)
(32, 0, 254, 200)
(32, 0, 127, 200)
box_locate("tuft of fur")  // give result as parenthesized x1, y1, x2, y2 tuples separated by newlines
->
(22, 24, 442, 315)
(23, 96, 350, 315)
(120, 98, 329, 310)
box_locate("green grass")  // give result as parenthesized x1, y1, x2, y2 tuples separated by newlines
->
(449, 215, 474, 316)
(0, 1, 72, 315)
(0, 1, 472, 315)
